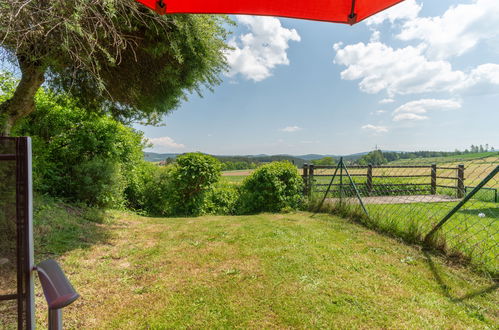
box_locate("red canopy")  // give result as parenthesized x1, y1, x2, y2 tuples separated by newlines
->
(135, 0, 404, 24)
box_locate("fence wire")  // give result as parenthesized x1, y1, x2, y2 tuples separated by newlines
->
(306, 154, 499, 276)
(0, 139, 19, 328)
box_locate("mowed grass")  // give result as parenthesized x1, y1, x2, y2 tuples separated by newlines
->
(364, 201, 499, 273)
(34, 211, 499, 329)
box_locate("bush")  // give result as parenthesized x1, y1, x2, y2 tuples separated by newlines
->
(140, 166, 174, 216)
(239, 161, 303, 213)
(12, 88, 146, 207)
(124, 161, 158, 211)
(167, 153, 222, 216)
(70, 158, 126, 208)
(204, 183, 240, 215)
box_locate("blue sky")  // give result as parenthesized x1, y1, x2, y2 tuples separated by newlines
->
(139, 0, 499, 155)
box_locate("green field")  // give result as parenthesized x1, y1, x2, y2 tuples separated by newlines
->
(388, 152, 499, 165)
(221, 175, 247, 184)
(28, 204, 498, 328)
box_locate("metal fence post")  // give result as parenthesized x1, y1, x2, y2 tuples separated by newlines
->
(339, 159, 343, 201)
(431, 164, 437, 195)
(367, 164, 373, 196)
(457, 164, 465, 198)
(425, 165, 499, 242)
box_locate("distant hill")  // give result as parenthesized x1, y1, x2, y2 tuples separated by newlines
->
(144, 151, 400, 165)
(144, 152, 180, 162)
(143, 152, 307, 167)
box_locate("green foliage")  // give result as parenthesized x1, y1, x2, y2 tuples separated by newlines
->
(124, 161, 158, 211)
(239, 161, 303, 213)
(311, 156, 336, 166)
(12, 88, 146, 207)
(220, 160, 258, 171)
(358, 150, 387, 165)
(204, 183, 240, 215)
(139, 166, 174, 216)
(134, 153, 223, 216)
(70, 158, 126, 208)
(0, 3, 233, 130)
(167, 153, 222, 216)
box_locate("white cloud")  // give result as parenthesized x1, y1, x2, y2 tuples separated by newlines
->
(334, 41, 499, 97)
(397, 0, 499, 59)
(366, 0, 422, 26)
(334, 42, 465, 96)
(393, 113, 428, 121)
(280, 126, 302, 132)
(147, 136, 185, 151)
(379, 98, 395, 104)
(335, 1, 499, 98)
(371, 110, 387, 115)
(393, 99, 461, 114)
(225, 16, 301, 82)
(392, 99, 461, 121)
(361, 124, 388, 133)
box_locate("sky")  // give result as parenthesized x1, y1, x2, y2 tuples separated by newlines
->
(139, 0, 499, 156)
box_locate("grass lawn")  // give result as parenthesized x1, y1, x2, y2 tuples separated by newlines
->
(32, 210, 498, 329)
(364, 201, 499, 274)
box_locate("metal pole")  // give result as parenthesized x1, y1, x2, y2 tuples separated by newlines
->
(317, 160, 342, 211)
(425, 165, 498, 243)
(339, 158, 343, 203)
(48, 308, 62, 330)
(342, 163, 370, 217)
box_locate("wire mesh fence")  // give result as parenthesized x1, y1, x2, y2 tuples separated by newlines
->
(0, 138, 20, 328)
(305, 153, 499, 276)
(0, 137, 33, 329)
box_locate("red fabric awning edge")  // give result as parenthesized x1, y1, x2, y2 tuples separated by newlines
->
(135, 0, 406, 25)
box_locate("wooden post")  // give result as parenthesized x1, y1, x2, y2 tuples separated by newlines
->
(366, 164, 373, 196)
(431, 164, 437, 195)
(308, 164, 314, 197)
(457, 164, 465, 198)
(302, 164, 309, 195)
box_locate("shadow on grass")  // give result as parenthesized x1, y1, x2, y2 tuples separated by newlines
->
(33, 197, 112, 261)
(422, 249, 498, 304)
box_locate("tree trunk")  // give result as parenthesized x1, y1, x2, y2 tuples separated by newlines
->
(0, 56, 45, 136)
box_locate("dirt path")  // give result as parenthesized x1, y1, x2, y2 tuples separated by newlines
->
(327, 194, 461, 205)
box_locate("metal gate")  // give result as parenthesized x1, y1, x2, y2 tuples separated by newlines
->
(0, 137, 34, 329)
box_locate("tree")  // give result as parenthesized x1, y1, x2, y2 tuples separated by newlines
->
(312, 157, 336, 166)
(0, 1, 232, 135)
(358, 150, 387, 166)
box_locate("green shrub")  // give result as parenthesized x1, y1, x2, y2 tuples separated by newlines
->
(69, 158, 126, 208)
(204, 183, 240, 215)
(239, 161, 303, 213)
(124, 161, 158, 211)
(140, 166, 173, 216)
(12, 88, 146, 208)
(167, 153, 222, 216)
